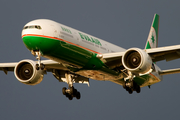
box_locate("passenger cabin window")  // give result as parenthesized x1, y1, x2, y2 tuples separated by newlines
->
(23, 25, 42, 30)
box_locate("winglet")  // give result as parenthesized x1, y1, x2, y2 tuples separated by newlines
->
(145, 14, 160, 49)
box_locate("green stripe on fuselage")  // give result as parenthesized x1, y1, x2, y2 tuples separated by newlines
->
(22, 35, 111, 71)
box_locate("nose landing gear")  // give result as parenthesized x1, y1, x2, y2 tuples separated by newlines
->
(33, 51, 45, 70)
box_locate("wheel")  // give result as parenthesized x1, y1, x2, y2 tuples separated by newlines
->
(68, 95, 73, 100)
(62, 87, 67, 95)
(128, 88, 133, 94)
(136, 85, 141, 93)
(125, 87, 129, 91)
(65, 93, 69, 97)
(133, 82, 141, 93)
(123, 83, 126, 89)
(73, 89, 77, 96)
(76, 92, 81, 100)
(70, 87, 75, 95)
(40, 63, 45, 70)
(36, 64, 39, 70)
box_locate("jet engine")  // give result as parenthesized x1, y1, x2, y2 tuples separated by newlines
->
(14, 59, 45, 85)
(122, 48, 152, 74)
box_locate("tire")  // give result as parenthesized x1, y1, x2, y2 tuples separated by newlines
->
(70, 87, 74, 95)
(40, 63, 45, 70)
(133, 82, 141, 93)
(76, 92, 81, 100)
(136, 86, 141, 93)
(123, 83, 126, 89)
(62, 87, 67, 95)
(68, 95, 73, 100)
(128, 88, 133, 94)
(125, 86, 129, 91)
(36, 64, 39, 70)
(73, 89, 77, 96)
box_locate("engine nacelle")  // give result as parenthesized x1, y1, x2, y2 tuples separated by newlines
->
(14, 59, 44, 85)
(122, 48, 152, 74)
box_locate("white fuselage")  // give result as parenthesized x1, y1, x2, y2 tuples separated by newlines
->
(22, 19, 126, 54)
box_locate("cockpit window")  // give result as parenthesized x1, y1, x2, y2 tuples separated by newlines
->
(24, 26, 28, 29)
(23, 25, 42, 30)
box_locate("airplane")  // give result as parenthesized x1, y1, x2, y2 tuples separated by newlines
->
(1, 14, 180, 100)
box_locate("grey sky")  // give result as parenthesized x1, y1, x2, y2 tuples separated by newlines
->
(0, 0, 180, 120)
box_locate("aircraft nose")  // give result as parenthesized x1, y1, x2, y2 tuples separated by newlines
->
(22, 34, 59, 55)
(21, 23, 44, 51)
(21, 19, 59, 54)
(22, 34, 44, 51)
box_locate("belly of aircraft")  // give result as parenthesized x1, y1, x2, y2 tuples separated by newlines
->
(22, 35, 162, 87)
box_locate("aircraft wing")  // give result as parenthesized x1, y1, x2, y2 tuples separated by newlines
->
(0, 62, 17, 74)
(102, 45, 180, 67)
(101, 52, 124, 68)
(145, 44, 180, 62)
(102, 52, 124, 61)
(0, 60, 68, 74)
(159, 68, 180, 75)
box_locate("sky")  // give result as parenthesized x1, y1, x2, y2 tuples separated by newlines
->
(0, 0, 180, 120)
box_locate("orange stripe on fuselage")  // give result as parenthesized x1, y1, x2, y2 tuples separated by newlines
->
(22, 34, 101, 54)
(149, 73, 159, 81)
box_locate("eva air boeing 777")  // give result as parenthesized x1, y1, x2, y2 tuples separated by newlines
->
(1, 14, 180, 100)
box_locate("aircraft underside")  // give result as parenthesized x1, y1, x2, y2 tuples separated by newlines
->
(34, 48, 162, 99)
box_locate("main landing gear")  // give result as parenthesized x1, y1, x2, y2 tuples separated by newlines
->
(62, 86, 81, 100)
(62, 72, 81, 100)
(123, 81, 141, 94)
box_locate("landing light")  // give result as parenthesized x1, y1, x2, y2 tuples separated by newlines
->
(96, 54, 103, 59)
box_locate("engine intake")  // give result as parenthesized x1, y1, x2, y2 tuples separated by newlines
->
(14, 59, 44, 85)
(122, 48, 152, 74)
